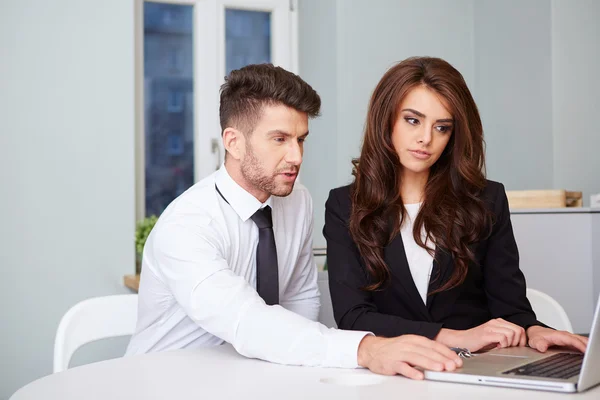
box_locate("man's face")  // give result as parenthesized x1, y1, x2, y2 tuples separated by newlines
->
(238, 104, 309, 199)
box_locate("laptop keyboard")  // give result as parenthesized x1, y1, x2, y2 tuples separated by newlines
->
(503, 353, 583, 380)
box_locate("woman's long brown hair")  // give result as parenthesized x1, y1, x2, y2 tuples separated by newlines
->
(350, 57, 490, 292)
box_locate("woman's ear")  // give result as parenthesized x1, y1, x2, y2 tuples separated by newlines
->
(222, 127, 245, 160)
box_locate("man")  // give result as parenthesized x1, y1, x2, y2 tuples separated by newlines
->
(126, 64, 461, 379)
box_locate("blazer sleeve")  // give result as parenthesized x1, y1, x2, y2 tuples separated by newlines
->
(324, 188, 444, 339)
(482, 183, 547, 330)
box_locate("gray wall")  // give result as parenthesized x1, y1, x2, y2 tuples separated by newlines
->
(335, 0, 475, 186)
(511, 211, 598, 333)
(473, 0, 554, 190)
(0, 0, 135, 398)
(298, 0, 339, 250)
(300, 0, 600, 246)
(300, 0, 475, 246)
(551, 0, 600, 203)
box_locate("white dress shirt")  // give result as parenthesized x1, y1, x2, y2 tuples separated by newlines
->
(400, 203, 434, 304)
(126, 166, 368, 368)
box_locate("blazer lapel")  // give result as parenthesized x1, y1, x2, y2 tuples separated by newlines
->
(384, 233, 432, 322)
(426, 248, 461, 317)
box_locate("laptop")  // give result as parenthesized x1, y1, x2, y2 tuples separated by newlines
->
(424, 294, 600, 393)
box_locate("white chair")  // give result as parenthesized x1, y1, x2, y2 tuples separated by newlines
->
(526, 288, 574, 333)
(317, 270, 337, 328)
(53, 294, 138, 373)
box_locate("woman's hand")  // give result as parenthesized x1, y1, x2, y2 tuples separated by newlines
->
(435, 318, 526, 352)
(526, 326, 588, 353)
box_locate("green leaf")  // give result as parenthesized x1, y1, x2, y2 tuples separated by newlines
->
(135, 215, 159, 256)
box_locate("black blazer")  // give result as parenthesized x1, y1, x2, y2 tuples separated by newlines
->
(323, 180, 543, 339)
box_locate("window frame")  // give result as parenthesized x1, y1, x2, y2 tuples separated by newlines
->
(134, 0, 298, 221)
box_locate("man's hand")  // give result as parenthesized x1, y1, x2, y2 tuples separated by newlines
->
(526, 326, 588, 353)
(435, 318, 526, 352)
(357, 335, 463, 379)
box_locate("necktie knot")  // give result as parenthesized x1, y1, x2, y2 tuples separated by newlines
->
(251, 206, 273, 229)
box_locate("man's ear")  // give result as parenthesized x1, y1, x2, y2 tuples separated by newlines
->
(222, 127, 245, 160)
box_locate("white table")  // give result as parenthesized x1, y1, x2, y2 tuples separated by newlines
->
(10, 345, 600, 400)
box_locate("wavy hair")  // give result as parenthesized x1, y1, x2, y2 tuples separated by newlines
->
(350, 57, 490, 292)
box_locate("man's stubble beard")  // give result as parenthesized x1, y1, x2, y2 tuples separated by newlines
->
(240, 144, 297, 197)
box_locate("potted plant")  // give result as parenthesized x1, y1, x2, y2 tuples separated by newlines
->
(134, 215, 158, 275)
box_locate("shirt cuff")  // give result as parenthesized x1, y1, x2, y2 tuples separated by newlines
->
(324, 329, 373, 368)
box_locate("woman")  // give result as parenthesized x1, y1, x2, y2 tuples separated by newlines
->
(324, 56, 587, 353)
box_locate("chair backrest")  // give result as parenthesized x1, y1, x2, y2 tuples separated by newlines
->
(53, 294, 139, 373)
(317, 270, 337, 328)
(526, 288, 574, 333)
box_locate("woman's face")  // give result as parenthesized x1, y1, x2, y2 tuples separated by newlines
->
(391, 85, 454, 178)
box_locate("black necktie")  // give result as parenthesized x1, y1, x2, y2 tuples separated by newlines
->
(215, 185, 279, 305)
(250, 206, 279, 305)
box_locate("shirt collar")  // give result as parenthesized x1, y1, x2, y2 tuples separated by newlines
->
(215, 165, 273, 222)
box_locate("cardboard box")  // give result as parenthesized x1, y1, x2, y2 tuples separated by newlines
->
(506, 190, 582, 209)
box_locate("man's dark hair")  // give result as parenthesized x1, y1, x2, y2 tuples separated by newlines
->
(219, 63, 321, 134)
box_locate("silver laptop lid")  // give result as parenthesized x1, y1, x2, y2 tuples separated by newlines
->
(577, 294, 600, 391)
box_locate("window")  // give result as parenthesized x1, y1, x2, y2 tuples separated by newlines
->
(225, 9, 271, 74)
(136, 0, 296, 220)
(141, 2, 194, 217)
(167, 90, 184, 113)
(167, 133, 184, 155)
